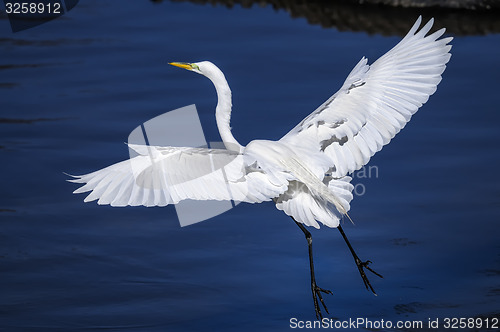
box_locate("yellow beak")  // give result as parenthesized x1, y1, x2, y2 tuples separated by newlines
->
(169, 62, 193, 70)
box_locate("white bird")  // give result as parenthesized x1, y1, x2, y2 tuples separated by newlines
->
(69, 16, 452, 319)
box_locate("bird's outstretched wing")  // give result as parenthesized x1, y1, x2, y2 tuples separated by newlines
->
(280, 16, 452, 178)
(68, 144, 288, 207)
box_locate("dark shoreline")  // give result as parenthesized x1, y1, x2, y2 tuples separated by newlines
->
(160, 0, 500, 35)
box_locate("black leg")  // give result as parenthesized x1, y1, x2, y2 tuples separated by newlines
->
(337, 225, 383, 295)
(293, 217, 332, 320)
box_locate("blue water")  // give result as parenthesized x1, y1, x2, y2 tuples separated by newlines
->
(1, 1, 499, 331)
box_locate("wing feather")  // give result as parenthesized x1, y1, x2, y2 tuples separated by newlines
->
(280, 16, 452, 178)
(69, 145, 288, 207)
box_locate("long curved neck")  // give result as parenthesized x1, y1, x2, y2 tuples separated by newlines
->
(213, 75, 243, 153)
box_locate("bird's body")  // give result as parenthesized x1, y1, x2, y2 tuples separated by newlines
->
(69, 16, 452, 319)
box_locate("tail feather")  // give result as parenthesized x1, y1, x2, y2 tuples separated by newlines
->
(281, 156, 354, 224)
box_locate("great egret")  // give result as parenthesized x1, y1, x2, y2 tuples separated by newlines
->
(69, 16, 452, 319)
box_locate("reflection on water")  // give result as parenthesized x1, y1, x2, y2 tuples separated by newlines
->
(0, 37, 97, 47)
(394, 302, 459, 315)
(0, 117, 68, 124)
(167, 0, 500, 35)
(0, 63, 49, 70)
(0, 83, 18, 88)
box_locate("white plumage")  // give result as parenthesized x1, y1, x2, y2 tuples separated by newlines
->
(69, 16, 452, 229)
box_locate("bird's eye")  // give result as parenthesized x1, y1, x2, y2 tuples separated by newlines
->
(191, 64, 200, 71)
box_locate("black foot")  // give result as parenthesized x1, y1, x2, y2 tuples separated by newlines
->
(311, 282, 333, 320)
(337, 225, 383, 295)
(354, 258, 383, 295)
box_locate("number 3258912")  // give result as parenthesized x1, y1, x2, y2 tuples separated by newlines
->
(5, 2, 62, 14)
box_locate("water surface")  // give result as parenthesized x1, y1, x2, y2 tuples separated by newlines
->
(1, 1, 499, 331)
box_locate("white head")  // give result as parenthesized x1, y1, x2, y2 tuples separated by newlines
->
(169, 61, 226, 83)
